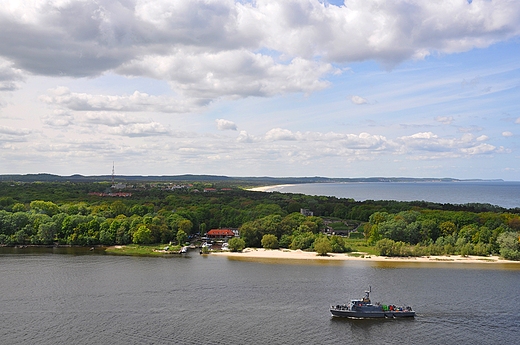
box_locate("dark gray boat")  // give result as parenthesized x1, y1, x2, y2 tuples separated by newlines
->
(330, 287, 415, 319)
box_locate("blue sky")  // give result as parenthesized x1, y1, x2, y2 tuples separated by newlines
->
(1, 0, 519, 179)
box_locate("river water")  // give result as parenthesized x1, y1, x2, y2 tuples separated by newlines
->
(1, 248, 519, 345)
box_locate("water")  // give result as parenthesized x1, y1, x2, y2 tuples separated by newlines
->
(1, 248, 519, 345)
(263, 181, 520, 209)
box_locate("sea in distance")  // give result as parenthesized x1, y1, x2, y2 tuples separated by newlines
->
(1, 248, 519, 345)
(261, 181, 520, 209)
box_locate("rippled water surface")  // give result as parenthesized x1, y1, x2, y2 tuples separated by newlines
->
(266, 182, 520, 209)
(1, 249, 519, 345)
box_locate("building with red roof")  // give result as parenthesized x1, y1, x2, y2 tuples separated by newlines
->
(206, 229, 236, 238)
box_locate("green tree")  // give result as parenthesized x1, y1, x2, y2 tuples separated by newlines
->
(313, 236, 332, 256)
(133, 225, 153, 244)
(329, 235, 352, 253)
(30, 200, 59, 216)
(369, 211, 391, 225)
(279, 234, 293, 248)
(110, 201, 128, 217)
(290, 232, 315, 250)
(252, 203, 285, 219)
(440, 221, 456, 236)
(37, 222, 57, 244)
(365, 223, 381, 244)
(261, 234, 279, 249)
(376, 238, 395, 256)
(228, 237, 246, 252)
(497, 232, 520, 260)
(178, 219, 193, 234)
(14, 229, 28, 244)
(12, 203, 26, 212)
(239, 221, 260, 247)
(199, 222, 207, 236)
(176, 229, 188, 245)
(11, 212, 30, 231)
(279, 213, 306, 236)
(507, 217, 520, 231)
(0, 197, 15, 210)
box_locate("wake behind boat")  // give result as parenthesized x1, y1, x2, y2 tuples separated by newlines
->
(330, 287, 415, 319)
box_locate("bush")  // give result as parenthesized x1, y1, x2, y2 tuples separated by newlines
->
(261, 234, 279, 249)
(376, 238, 415, 257)
(376, 238, 395, 256)
(228, 237, 246, 252)
(279, 234, 293, 248)
(329, 235, 352, 253)
(290, 232, 315, 250)
(497, 231, 520, 260)
(313, 236, 332, 256)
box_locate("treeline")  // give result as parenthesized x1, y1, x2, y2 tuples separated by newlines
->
(0, 182, 519, 259)
(365, 210, 520, 260)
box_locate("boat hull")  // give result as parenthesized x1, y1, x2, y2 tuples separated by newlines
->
(330, 308, 415, 319)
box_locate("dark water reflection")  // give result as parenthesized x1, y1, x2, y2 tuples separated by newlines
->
(1, 249, 518, 345)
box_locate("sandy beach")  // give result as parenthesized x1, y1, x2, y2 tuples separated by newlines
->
(248, 184, 295, 192)
(211, 248, 520, 265)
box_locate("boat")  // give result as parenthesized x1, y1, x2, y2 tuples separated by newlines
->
(330, 287, 415, 319)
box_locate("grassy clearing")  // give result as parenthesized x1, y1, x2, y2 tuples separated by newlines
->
(343, 238, 379, 256)
(105, 244, 183, 256)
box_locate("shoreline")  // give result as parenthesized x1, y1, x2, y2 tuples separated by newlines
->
(247, 184, 295, 192)
(211, 248, 520, 265)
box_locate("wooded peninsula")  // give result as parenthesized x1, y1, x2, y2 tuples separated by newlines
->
(0, 177, 519, 260)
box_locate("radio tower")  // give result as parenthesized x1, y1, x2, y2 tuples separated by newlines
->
(111, 162, 115, 185)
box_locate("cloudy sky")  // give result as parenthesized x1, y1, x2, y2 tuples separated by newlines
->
(1, 0, 519, 179)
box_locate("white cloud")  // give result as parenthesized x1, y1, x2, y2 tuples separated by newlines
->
(0, 1, 519, 178)
(0, 59, 24, 91)
(1, 0, 518, 104)
(0, 125, 33, 143)
(117, 51, 335, 100)
(265, 128, 299, 141)
(435, 116, 453, 125)
(351, 95, 368, 105)
(82, 112, 141, 126)
(258, 0, 520, 66)
(110, 122, 171, 137)
(40, 87, 196, 113)
(396, 131, 498, 156)
(0, 125, 32, 136)
(460, 143, 496, 155)
(216, 119, 237, 131)
(458, 126, 483, 133)
(237, 130, 255, 143)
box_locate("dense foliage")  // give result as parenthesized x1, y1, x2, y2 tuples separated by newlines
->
(366, 210, 520, 257)
(0, 181, 519, 259)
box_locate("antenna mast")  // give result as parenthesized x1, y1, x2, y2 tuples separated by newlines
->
(111, 162, 115, 185)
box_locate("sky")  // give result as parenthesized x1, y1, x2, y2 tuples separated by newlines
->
(1, 0, 519, 180)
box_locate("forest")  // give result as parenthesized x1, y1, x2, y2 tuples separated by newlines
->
(0, 181, 519, 260)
